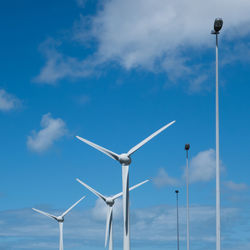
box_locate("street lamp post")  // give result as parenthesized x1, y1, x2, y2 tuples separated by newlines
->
(185, 144, 190, 250)
(175, 190, 180, 250)
(211, 17, 223, 250)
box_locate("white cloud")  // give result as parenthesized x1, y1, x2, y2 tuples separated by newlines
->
(27, 113, 67, 152)
(153, 149, 223, 187)
(36, 0, 250, 87)
(0, 89, 21, 112)
(187, 149, 217, 183)
(224, 181, 248, 191)
(89, 0, 250, 67)
(153, 168, 180, 187)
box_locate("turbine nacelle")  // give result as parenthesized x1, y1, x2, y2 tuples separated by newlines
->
(56, 216, 64, 222)
(106, 197, 115, 206)
(119, 154, 131, 165)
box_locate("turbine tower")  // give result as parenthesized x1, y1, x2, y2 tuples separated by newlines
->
(32, 196, 85, 250)
(76, 178, 149, 250)
(76, 120, 175, 250)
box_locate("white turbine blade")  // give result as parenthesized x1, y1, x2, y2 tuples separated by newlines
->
(127, 120, 176, 156)
(111, 191, 123, 200)
(61, 196, 86, 218)
(76, 136, 119, 161)
(122, 165, 129, 235)
(76, 178, 107, 202)
(129, 179, 149, 192)
(105, 206, 113, 247)
(112, 180, 149, 200)
(32, 208, 57, 220)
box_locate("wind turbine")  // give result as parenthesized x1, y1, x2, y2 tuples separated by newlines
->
(76, 120, 175, 250)
(32, 196, 85, 250)
(76, 178, 149, 250)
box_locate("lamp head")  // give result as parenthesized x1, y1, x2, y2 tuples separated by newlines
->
(214, 18, 223, 33)
(185, 144, 190, 151)
(175, 190, 179, 194)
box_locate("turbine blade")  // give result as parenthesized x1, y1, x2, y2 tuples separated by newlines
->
(111, 191, 123, 200)
(112, 179, 149, 200)
(61, 196, 86, 218)
(76, 178, 107, 202)
(122, 165, 129, 235)
(32, 208, 57, 220)
(76, 136, 119, 161)
(127, 120, 176, 156)
(129, 179, 149, 191)
(105, 206, 113, 247)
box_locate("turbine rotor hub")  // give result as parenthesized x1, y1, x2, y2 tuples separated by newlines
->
(106, 197, 114, 206)
(57, 216, 64, 222)
(119, 154, 131, 165)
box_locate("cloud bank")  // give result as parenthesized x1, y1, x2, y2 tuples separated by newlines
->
(0, 204, 246, 250)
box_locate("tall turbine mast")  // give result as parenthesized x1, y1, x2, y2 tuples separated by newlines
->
(76, 120, 175, 250)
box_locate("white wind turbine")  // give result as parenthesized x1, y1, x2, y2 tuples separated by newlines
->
(76, 178, 149, 250)
(32, 196, 85, 250)
(76, 120, 175, 250)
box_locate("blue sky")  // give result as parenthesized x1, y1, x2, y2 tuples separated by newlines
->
(0, 0, 250, 249)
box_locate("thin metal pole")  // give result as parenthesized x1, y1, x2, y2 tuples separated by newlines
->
(211, 18, 223, 250)
(185, 144, 190, 250)
(215, 32, 221, 250)
(175, 190, 180, 250)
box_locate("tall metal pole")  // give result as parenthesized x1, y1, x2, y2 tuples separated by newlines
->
(175, 190, 180, 250)
(215, 32, 221, 250)
(185, 144, 190, 250)
(211, 18, 223, 250)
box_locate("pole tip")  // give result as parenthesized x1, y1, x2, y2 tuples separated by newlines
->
(185, 144, 190, 150)
(175, 190, 179, 194)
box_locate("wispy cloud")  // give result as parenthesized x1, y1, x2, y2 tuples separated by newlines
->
(224, 181, 248, 191)
(0, 89, 21, 112)
(33, 39, 95, 85)
(77, 94, 91, 105)
(222, 42, 250, 66)
(27, 113, 67, 152)
(75, 0, 87, 8)
(153, 168, 180, 188)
